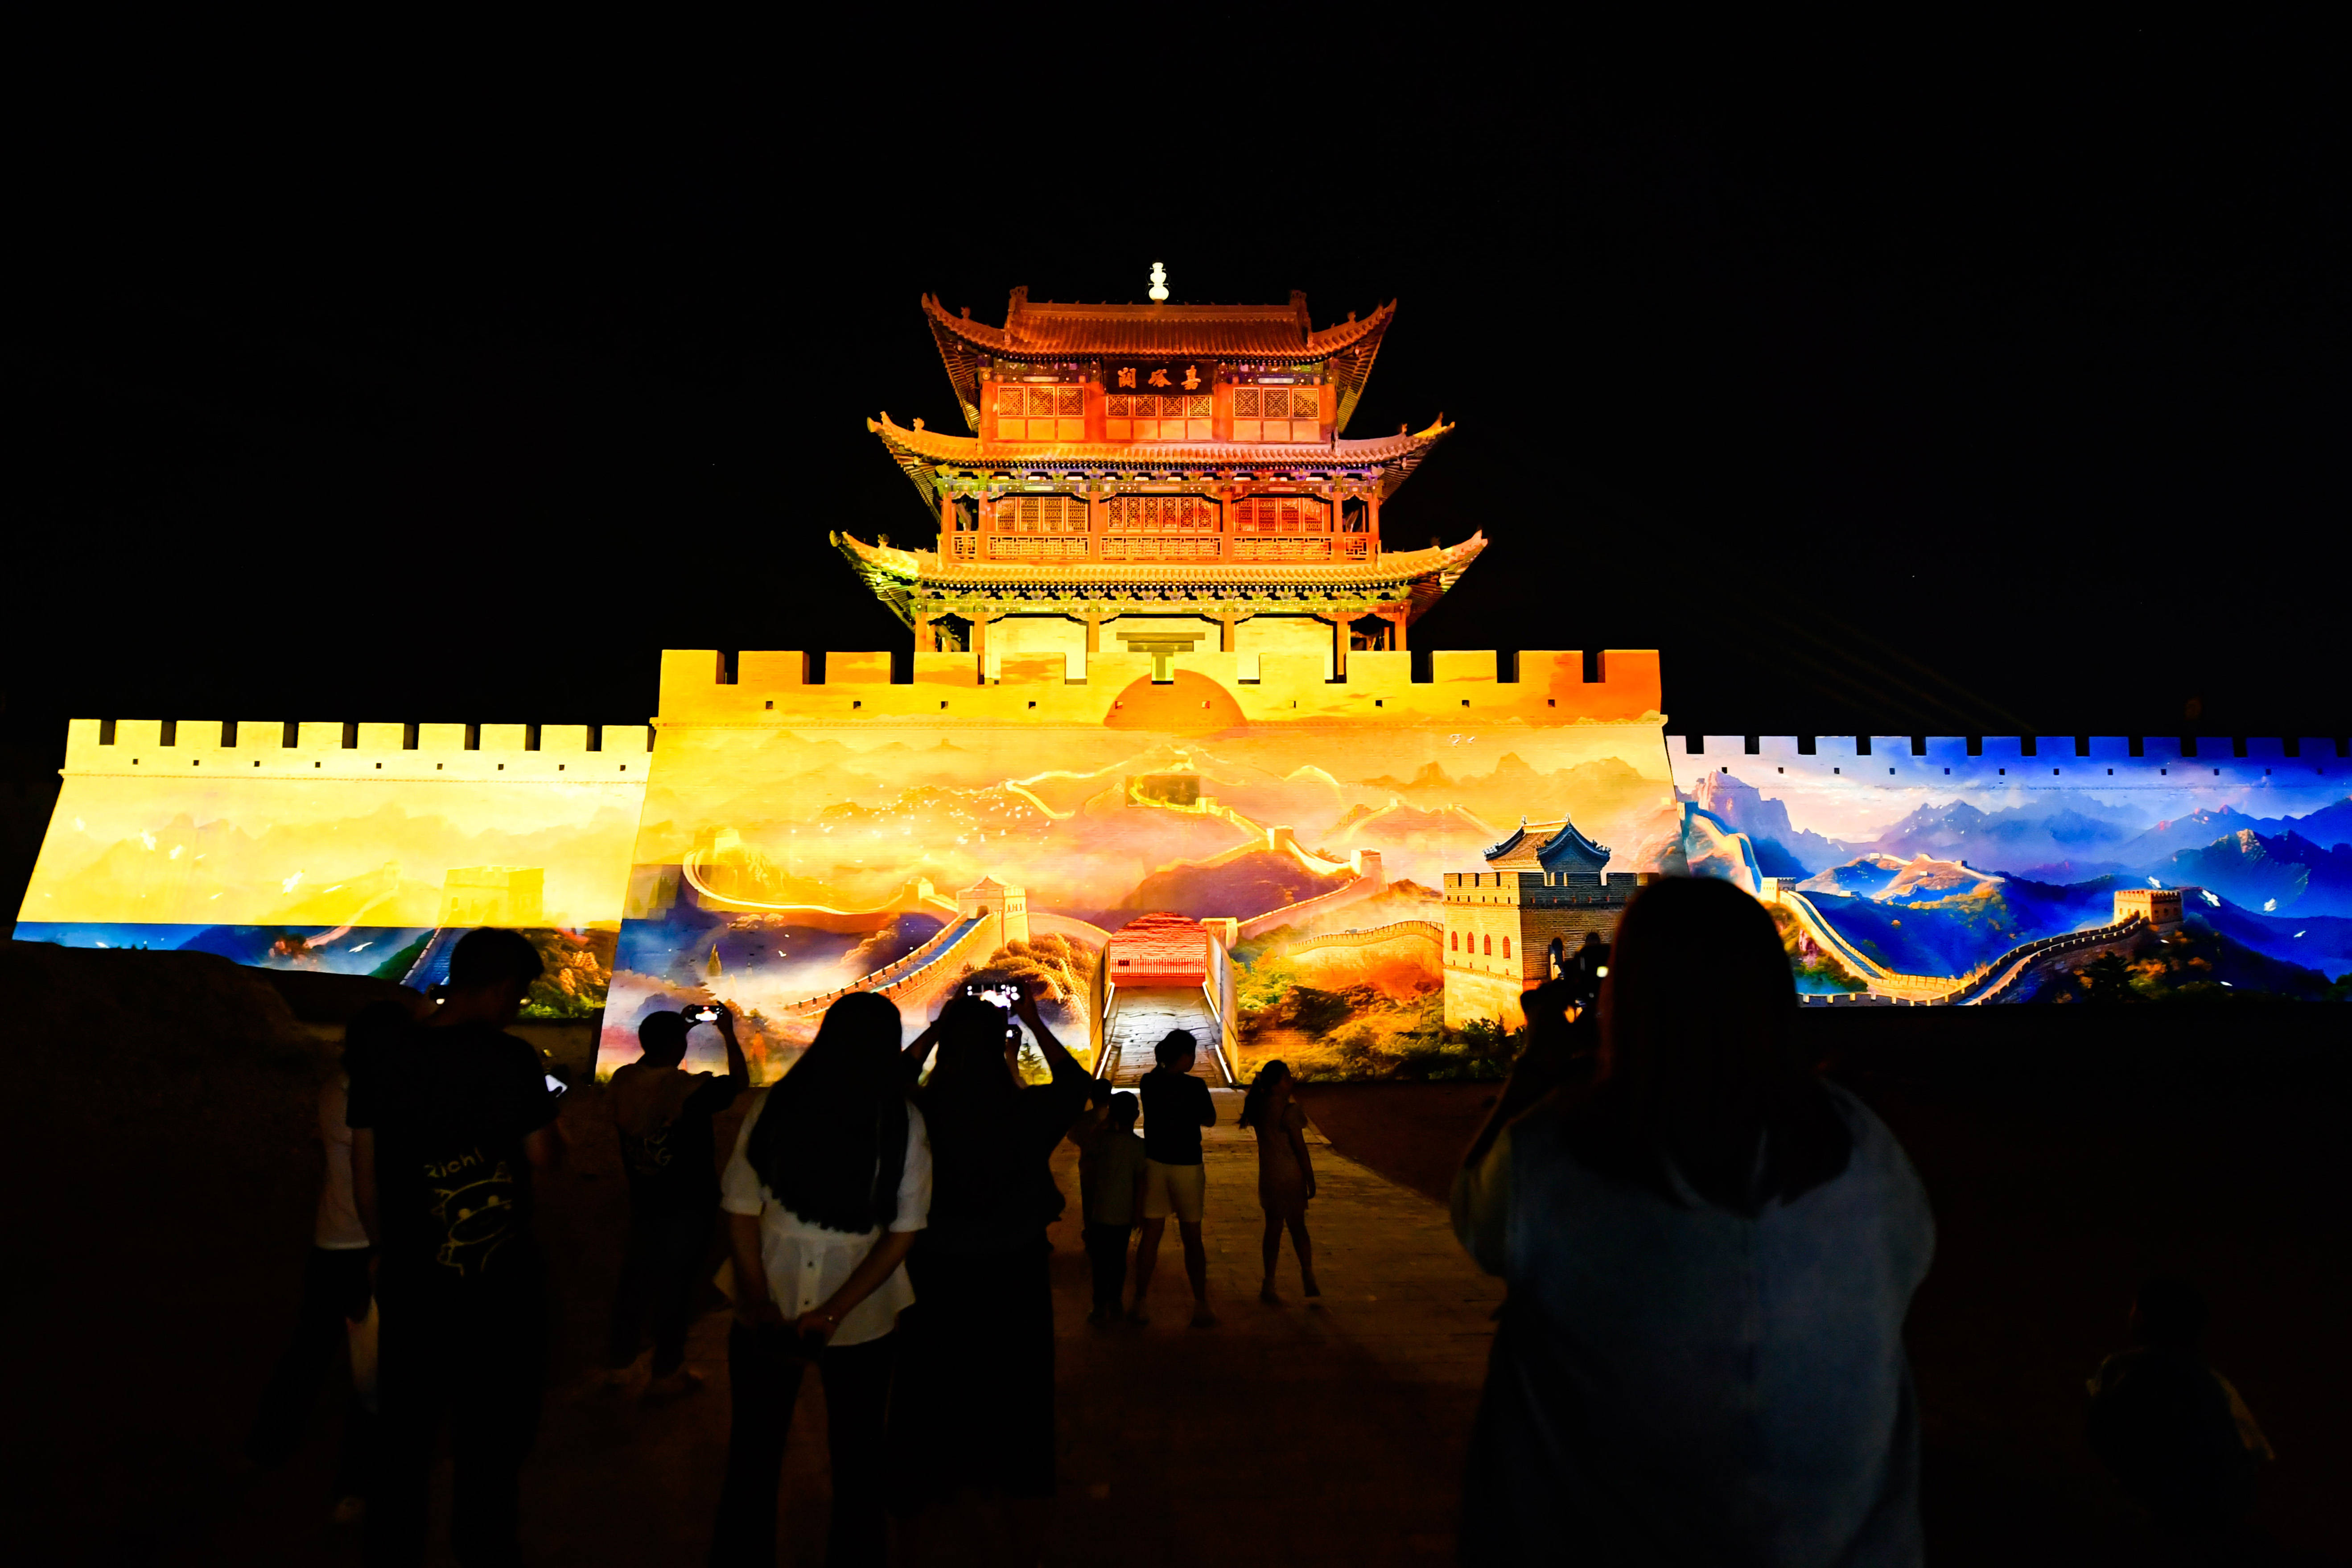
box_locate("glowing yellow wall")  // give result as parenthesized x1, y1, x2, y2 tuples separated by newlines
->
(603, 648, 1672, 1078)
(18, 720, 649, 935)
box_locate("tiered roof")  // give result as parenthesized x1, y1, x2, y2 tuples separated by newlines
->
(832, 531, 1486, 626)
(1484, 819, 1613, 875)
(865, 413, 1452, 509)
(923, 288, 1397, 434)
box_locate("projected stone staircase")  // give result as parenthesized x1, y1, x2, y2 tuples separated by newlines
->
(1099, 988, 1232, 1088)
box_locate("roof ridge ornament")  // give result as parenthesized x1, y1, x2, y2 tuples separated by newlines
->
(1148, 261, 1169, 303)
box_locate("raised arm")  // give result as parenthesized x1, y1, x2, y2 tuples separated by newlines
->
(715, 1008, 750, 1089)
(1011, 985, 1083, 1082)
(1460, 1018, 1578, 1174)
(898, 1017, 941, 1081)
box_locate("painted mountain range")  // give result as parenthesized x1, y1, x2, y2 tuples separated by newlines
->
(1693, 773, 2352, 917)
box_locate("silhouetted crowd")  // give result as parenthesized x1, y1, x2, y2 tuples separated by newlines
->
(247, 893, 2279, 1566)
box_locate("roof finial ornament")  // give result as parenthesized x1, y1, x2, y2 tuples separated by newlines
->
(1148, 261, 1169, 303)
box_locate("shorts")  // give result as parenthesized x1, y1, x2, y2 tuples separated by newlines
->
(1141, 1159, 1206, 1223)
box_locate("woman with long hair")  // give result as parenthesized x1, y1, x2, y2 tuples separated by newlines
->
(711, 991, 929, 1568)
(1453, 878, 1935, 1565)
(1237, 1060, 1318, 1303)
(888, 980, 1091, 1553)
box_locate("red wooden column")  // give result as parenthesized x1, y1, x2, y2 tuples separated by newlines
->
(1319, 613, 1347, 680)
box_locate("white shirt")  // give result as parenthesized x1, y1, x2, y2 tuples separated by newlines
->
(315, 1074, 371, 1250)
(720, 1092, 931, 1347)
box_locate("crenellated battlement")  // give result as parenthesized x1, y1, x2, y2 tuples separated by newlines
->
(59, 719, 655, 781)
(655, 648, 1664, 727)
(1670, 733, 2350, 789)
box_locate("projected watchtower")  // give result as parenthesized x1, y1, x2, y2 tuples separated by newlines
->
(1443, 817, 1644, 1031)
(839, 276, 1483, 679)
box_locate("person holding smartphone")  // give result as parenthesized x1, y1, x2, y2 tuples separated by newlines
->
(888, 977, 1090, 1555)
(713, 992, 929, 1568)
(603, 1004, 748, 1399)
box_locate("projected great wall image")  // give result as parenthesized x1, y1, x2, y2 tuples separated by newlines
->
(15, 282, 2352, 1074)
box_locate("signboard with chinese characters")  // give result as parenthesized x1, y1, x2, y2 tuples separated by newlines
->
(1112, 363, 1207, 393)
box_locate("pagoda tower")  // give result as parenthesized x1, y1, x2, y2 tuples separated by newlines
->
(836, 276, 1483, 680)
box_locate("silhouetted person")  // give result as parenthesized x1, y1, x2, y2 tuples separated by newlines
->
(246, 995, 421, 1527)
(1132, 1029, 1218, 1327)
(1238, 1060, 1318, 1303)
(1072, 1088, 1146, 1324)
(2086, 1277, 2273, 1538)
(889, 983, 1089, 1555)
(603, 1005, 747, 1400)
(1454, 877, 1934, 1565)
(349, 928, 562, 1568)
(712, 992, 928, 1568)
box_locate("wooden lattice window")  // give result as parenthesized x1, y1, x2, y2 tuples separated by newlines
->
(1105, 494, 1218, 533)
(1106, 394, 1210, 443)
(1231, 382, 1322, 443)
(993, 494, 1089, 533)
(1231, 496, 1329, 533)
(992, 380, 1086, 442)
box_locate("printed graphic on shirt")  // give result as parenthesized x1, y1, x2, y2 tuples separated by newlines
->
(423, 1147, 521, 1276)
(622, 1127, 676, 1177)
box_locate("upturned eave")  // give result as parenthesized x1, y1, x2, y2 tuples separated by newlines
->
(832, 529, 1486, 628)
(919, 293, 1397, 434)
(865, 412, 1452, 512)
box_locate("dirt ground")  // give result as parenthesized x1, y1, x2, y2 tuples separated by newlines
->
(9, 940, 2345, 1565)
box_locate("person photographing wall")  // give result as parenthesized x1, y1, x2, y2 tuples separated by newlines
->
(889, 979, 1091, 1555)
(348, 927, 564, 1568)
(1453, 878, 1935, 1564)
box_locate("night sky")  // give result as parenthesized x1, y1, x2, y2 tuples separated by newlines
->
(16, 44, 2347, 781)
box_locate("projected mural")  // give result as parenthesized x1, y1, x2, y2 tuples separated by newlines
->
(1669, 737, 2352, 1004)
(15, 720, 647, 1017)
(20, 277, 2341, 1102)
(597, 648, 1675, 1083)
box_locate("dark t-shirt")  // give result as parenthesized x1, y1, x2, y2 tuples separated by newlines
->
(614, 1068, 741, 1209)
(345, 1019, 559, 1295)
(2087, 1348, 2260, 1524)
(918, 1054, 1091, 1255)
(1140, 1069, 1215, 1165)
